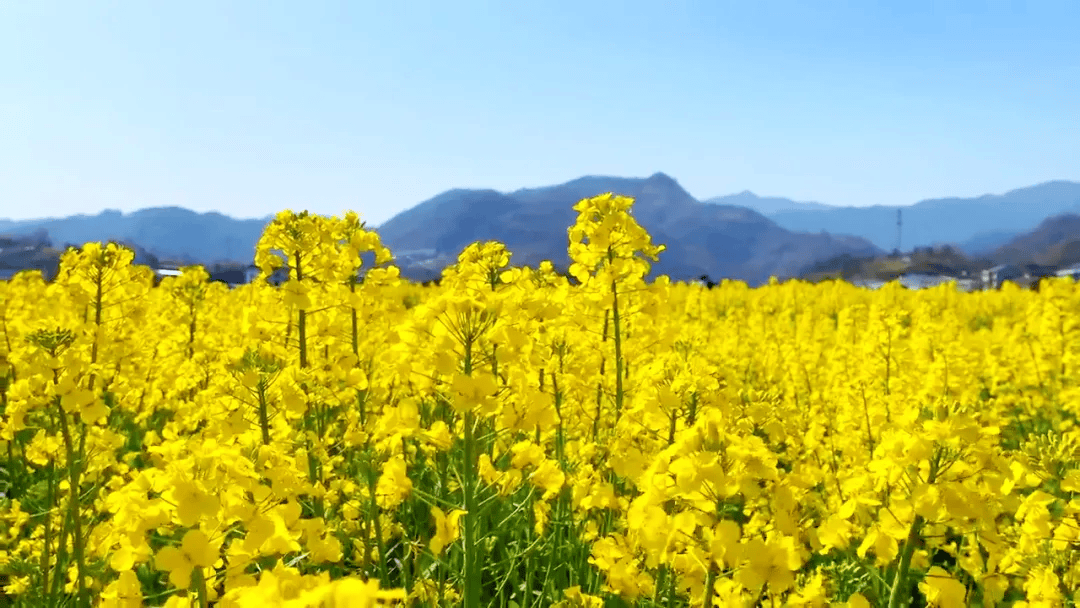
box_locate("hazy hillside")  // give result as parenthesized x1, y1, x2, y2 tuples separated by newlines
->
(5, 176, 1077, 282)
(0, 208, 271, 264)
(378, 172, 882, 285)
(701, 191, 834, 215)
(768, 181, 1080, 251)
(958, 230, 1021, 256)
(990, 213, 1080, 267)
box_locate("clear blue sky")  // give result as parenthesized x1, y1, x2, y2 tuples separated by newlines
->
(2, 1, 1078, 226)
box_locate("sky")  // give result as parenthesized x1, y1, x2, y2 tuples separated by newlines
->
(2, 1, 1078, 226)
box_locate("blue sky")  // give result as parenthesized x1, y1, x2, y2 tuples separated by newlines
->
(2, 1, 1078, 226)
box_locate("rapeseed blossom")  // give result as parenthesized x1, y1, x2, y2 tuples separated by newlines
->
(1, 195, 1079, 606)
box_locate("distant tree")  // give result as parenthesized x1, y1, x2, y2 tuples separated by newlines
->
(29, 228, 51, 248)
(210, 268, 246, 285)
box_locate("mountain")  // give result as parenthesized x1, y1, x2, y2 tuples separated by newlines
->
(0, 232, 63, 280)
(958, 230, 1021, 256)
(990, 213, 1080, 267)
(377, 172, 882, 286)
(701, 191, 834, 215)
(0, 207, 271, 264)
(766, 181, 1080, 252)
(7, 176, 1075, 284)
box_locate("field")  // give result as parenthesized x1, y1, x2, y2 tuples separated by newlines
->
(1, 194, 1079, 607)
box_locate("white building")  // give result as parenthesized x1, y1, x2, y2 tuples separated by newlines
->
(1056, 265, 1080, 280)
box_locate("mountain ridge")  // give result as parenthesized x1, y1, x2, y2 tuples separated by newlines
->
(0, 206, 272, 264)
(990, 213, 1080, 268)
(766, 180, 1080, 252)
(701, 191, 835, 215)
(377, 172, 880, 286)
(3, 175, 1078, 284)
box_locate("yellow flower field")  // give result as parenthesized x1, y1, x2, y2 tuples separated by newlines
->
(1, 194, 1079, 607)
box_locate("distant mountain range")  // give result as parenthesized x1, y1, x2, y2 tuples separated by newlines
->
(701, 191, 835, 215)
(760, 181, 1080, 255)
(377, 173, 880, 285)
(990, 213, 1080, 268)
(2, 175, 1079, 284)
(801, 211, 1080, 284)
(0, 208, 269, 264)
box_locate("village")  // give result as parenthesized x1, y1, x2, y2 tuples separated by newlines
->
(844, 258, 1080, 292)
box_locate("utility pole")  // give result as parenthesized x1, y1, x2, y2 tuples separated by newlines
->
(896, 209, 903, 254)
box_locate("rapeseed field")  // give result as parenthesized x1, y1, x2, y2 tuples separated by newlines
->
(1, 194, 1078, 607)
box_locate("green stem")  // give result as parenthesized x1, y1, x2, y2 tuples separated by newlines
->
(593, 310, 609, 442)
(887, 451, 941, 608)
(192, 566, 210, 608)
(48, 500, 74, 606)
(887, 515, 926, 608)
(367, 463, 390, 584)
(523, 556, 534, 608)
(39, 460, 55, 603)
(294, 251, 308, 370)
(668, 408, 679, 446)
(861, 389, 876, 456)
(666, 565, 677, 608)
(55, 408, 87, 608)
(462, 339, 482, 608)
(257, 383, 271, 445)
(350, 281, 359, 357)
(187, 301, 197, 359)
(653, 566, 668, 605)
(463, 409, 481, 608)
(552, 372, 566, 470)
(89, 267, 102, 391)
(611, 279, 625, 425)
(702, 566, 716, 608)
(542, 492, 566, 601)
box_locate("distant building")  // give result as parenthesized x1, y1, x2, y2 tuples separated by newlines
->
(955, 278, 979, 292)
(849, 274, 978, 291)
(898, 274, 955, 290)
(210, 268, 247, 286)
(148, 267, 180, 286)
(1056, 265, 1080, 280)
(981, 264, 1056, 290)
(982, 265, 1023, 289)
(851, 278, 886, 290)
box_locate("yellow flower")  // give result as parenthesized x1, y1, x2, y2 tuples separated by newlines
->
(450, 372, 499, 415)
(735, 535, 802, 593)
(375, 454, 412, 510)
(316, 577, 407, 607)
(99, 570, 143, 608)
(707, 519, 742, 569)
(918, 566, 968, 608)
(163, 478, 220, 528)
(4, 575, 29, 595)
(282, 279, 311, 310)
(429, 506, 466, 555)
(554, 585, 605, 608)
(1021, 565, 1063, 604)
(155, 529, 219, 590)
